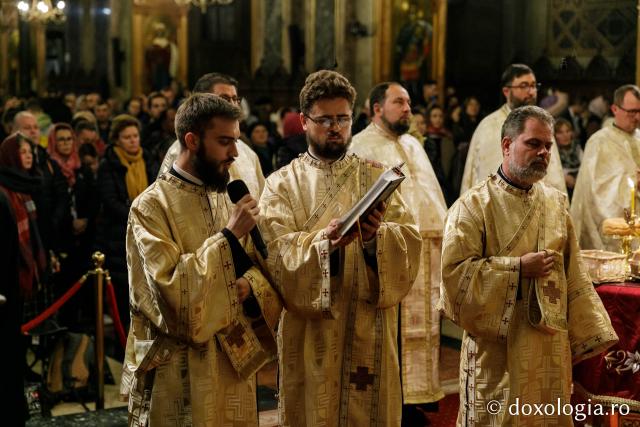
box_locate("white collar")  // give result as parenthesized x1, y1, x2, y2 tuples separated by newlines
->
(172, 161, 204, 186)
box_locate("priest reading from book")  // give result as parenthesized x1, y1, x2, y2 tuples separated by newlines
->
(439, 105, 617, 426)
(121, 93, 281, 426)
(258, 70, 422, 427)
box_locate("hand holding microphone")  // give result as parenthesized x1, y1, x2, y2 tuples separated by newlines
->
(226, 193, 259, 238)
(227, 180, 269, 259)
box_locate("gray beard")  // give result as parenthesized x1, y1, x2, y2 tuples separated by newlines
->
(508, 156, 547, 185)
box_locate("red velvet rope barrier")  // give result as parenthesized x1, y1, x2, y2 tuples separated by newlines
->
(21, 272, 127, 351)
(21, 275, 88, 334)
(105, 278, 127, 349)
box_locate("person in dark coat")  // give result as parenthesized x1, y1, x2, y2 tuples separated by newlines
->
(0, 133, 48, 425)
(97, 115, 157, 333)
(13, 111, 71, 259)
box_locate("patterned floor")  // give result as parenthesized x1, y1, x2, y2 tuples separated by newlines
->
(26, 340, 462, 426)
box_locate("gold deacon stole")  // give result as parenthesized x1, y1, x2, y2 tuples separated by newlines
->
(525, 190, 568, 334)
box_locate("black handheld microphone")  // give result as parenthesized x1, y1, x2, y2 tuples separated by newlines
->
(227, 180, 269, 260)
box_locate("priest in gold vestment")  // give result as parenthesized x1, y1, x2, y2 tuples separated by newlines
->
(121, 94, 281, 426)
(159, 72, 265, 196)
(461, 64, 567, 196)
(350, 82, 447, 418)
(440, 106, 617, 426)
(259, 71, 422, 426)
(571, 84, 640, 251)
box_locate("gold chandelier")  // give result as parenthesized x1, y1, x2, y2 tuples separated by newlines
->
(174, 0, 234, 13)
(17, 0, 66, 24)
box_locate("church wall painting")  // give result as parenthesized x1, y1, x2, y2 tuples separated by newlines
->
(392, 0, 434, 100)
(375, 0, 446, 103)
(132, 0, 188, 96)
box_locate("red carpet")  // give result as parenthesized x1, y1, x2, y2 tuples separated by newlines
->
(425, 393, 459, 426)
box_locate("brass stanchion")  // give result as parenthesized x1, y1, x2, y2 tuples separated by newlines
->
(92, 251, 105, 410)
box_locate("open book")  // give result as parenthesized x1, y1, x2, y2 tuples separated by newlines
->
(336, 162, 406, 237)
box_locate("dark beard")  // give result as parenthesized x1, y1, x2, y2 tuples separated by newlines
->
(194, 143, 230, 192)
(509, 95, 536, 109)
(382, 116, 410, 136)
(307, 132, 351, 161)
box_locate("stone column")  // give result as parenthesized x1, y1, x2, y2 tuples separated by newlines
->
(18, 18, 30, 95)
(262, 0, 283, 75)
(81, 0, 96, 74)
(314, 0, 335, 70)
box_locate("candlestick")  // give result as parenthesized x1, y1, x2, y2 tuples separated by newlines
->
(629, 176, 636, 219)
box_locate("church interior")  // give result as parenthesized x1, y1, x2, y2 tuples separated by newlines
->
(1, 0, 639, 426)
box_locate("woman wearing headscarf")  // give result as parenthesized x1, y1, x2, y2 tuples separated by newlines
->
(96, 115, 157, 334)
(47, 123, 98, 327)
(0, 133, 47, 424)
(47, 123, 81, 188)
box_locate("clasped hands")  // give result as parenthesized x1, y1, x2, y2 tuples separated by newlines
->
(325, 202, 386, 249)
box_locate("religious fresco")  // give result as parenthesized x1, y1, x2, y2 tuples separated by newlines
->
(392, 0, 434, 100)
(132, 0, 187, 96)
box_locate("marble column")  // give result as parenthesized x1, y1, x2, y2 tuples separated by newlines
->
(81, 0, 96, 74)
(111, 0, 133, 96)
(262, 0, 283, 75)
(344, 0, 375, 106)
(18, 18, 30, 95)
(314, 0, 335, 70)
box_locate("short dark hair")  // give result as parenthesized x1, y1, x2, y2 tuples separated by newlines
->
(109, 114, 140, 143)
(368, 82, 394, 117)
(148, 92, 167, 109)
(174, 93, 242, 147)
(613, 84, 640, 107)
(501, 105, 553, 140)
(299, 70, 356, 115)
(501, 64, 534, 88)
(78, 142, 97, 158)
(74, 120, 98, 135)
(74, 120, 97, 134)
(193, 73, 238, 94)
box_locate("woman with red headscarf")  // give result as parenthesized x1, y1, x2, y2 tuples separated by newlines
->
(47, 124, 99, 328)
(0, 133, 47, 423)
(47, 123, 81, 188)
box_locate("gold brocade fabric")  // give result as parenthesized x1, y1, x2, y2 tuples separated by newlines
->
(439, 175, 618, 426)
(159, 139, 266, 197)
(121, 173, 280, 427)
(350, 123, 446, 404)
(259, 153, 422, 427)
(460, 104, 567, 195)
(570, 124, 640, 251)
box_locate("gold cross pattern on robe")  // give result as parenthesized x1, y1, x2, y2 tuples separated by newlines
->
(542, 281, 562, 304)
(226, 324, 246, 348)
(349, 366, 375, 391)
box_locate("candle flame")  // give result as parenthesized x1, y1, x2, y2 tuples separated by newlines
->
(629, 177, 635, 189)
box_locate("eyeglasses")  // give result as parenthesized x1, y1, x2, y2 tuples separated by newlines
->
(218, 95, 243, 105)
(616, 105, 640, 115)
(505, 83, 542, 91)
(305, 115, 352, 129)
